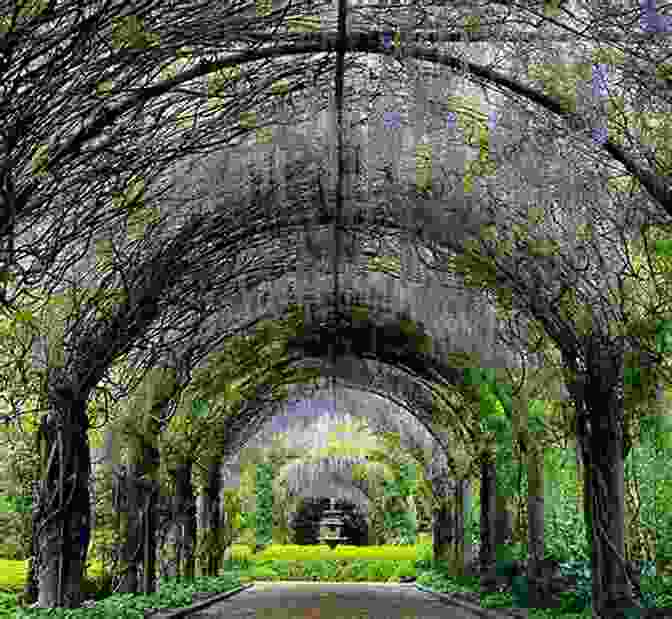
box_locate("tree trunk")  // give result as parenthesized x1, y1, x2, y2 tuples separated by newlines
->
(479, 453, 497, 570)
(527, 440, 545, 605)
(453, 479, 471, 577)
(432, 496, 453, 564)
(527, 441, 545, 572)
(22, 482, 41, 606)
(494, 493, 513, 549)
(142, 482, 158, 595)
(158, 520, 180, 581)
(581, 418, 633, 616)
(567, 345, 636, 618)
(172, 461, 197, 580)
(461, 479, 474, 568)
(198, 463, 224, 577)
(116, 468, 140, 594)
(36, 396, 92, 609)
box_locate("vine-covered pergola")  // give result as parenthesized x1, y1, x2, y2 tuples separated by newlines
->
(3, 0, 672, 617)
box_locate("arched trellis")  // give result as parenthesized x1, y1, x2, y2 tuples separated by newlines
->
(21, 12, 665, 610)
(223, 402, 392, 546)
(214, 373, 461, 538)
(164, 304, 526, 574)
(140, 139, 656, 611)
(31, 155, 637, 613)
(79, 229, 551, 590)
(215, 354, 475, 483)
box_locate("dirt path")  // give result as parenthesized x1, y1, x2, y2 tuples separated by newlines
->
(194, 581, 486, 618)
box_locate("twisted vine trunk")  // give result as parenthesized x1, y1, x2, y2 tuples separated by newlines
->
(197, 462, 224, 577)
(526, 438, 545, 592)
(116, 467, 140, 594)
(432, 496, 453, 564)
(431, 478, 473, 574)
(564, 343, 636, 618)
(479, 453, 497, 570)
(116, 461, 160, 594)
(173, 461, 197, 580)
(454, 479, 473, 575)
(22, 482, 41, 606)
(36, 393, 92, 608)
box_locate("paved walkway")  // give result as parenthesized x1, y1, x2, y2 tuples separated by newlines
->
(197, 581, 484, 618)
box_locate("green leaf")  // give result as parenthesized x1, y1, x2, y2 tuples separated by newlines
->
(191, 399, 209, 418)
(13, 310, 33, 323)
(655, 319, 672, 356)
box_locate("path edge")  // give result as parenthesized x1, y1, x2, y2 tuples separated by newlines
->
(145, 582, 256, 618)
(414, 583, 528, 619)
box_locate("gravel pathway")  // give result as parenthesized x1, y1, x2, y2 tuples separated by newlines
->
(193, 581, 485, 618)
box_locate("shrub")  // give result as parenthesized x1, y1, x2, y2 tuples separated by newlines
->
(557, 560, 593, 613)
(413, 541, 433, 571)
(80, 571, 115, 602)
(0, 543, 23, 561)
(252, 565, 279, 580)
(364, 561, 393, 581)
(387, 560, 417, 583)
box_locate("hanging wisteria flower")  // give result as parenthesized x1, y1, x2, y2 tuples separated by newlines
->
(384, 111, 401, 129)
(592, 126, 608, 146)
(446, 111, 457, 130)
(592, 64, 609, 98)
(640, 0, 672, 31)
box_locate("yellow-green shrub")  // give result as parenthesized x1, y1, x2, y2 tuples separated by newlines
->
(250, 543, 420, 562)
(252, 565, 279, 580)
(0, 560, 28, 593)
(364, 561, 393, 581)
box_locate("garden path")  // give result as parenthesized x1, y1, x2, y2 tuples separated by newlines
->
(193, 581, 486, 618)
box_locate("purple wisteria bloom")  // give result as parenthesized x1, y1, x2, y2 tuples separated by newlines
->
(446, 111, 457, 130)
(383, 32, 393, 49)
(270, 399, 336, 432)
(592, 64, 609, 98)
(591, 64, 609, 146)
(487, 110, 498, 131)
(384, 111, 401, 129)
(592, 126, 608, 146)
(640, 0, 672, 32)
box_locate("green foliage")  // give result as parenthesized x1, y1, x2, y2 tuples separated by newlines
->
(387, 560, 417, 582)
(251, 564, 279, 580)
(0, 496, 31, 515)
(255, 463, 274, 548)
(380, 462, 418, 545)
(11, 573, 243, 618)
(413, 541, 434, 570)
(554, 560, 593, 613)
(543, 448, 590, 563)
